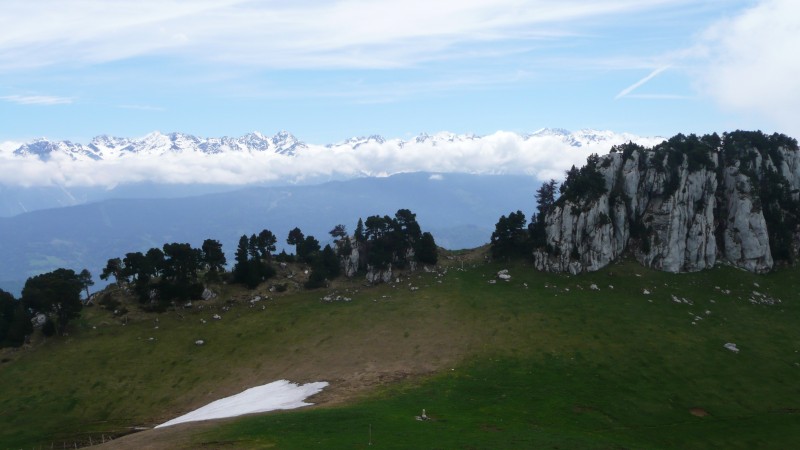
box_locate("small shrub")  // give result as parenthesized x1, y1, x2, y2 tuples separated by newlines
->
(98, 293, 121, 312)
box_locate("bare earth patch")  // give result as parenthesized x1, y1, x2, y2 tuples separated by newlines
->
(689, 407, 710, 417)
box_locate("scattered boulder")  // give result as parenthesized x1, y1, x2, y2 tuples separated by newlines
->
(671, 295, 693, 305)
(195, 339, 205, 346)
(321, 294, 352, 303)
(724, 343, 740, 353)
(749, 290, 781, 305)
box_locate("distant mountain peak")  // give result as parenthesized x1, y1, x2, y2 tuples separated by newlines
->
(529, 127, 572, 137)
(13, 138, 101, 161)
(330, 135, 387, 149)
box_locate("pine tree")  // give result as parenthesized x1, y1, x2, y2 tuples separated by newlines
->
(233, 235, 250, 284)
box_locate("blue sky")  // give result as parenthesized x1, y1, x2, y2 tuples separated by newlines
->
(1, 0, 797, 144)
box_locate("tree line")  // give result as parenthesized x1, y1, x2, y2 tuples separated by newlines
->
(1, 268, 93, 347)
(1, 208, 437, 348)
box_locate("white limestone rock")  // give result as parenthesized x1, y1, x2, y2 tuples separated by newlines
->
(532, 137, 799, 274)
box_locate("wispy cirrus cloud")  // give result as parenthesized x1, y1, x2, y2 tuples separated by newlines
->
(0, 0, 699, 71)
(1, 94, 74, 105)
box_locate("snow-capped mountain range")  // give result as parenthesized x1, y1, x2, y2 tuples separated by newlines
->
(0, 128, 668, 201)
(4, 128, 662, 162)
(9, 130, 307, 161)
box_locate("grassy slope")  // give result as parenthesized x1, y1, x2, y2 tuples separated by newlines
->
(1, 253, 799, 449)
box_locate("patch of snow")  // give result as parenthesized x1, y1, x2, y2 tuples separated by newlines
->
(156, 380, 328, 428)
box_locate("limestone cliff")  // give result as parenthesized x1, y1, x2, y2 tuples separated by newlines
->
(532, 131, 800, 274)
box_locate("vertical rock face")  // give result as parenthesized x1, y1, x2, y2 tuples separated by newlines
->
(339, 237, 361, 278)
(533, 132, 800, 274)
(720, 167, 773, 272)
(638, 160, 718, 272)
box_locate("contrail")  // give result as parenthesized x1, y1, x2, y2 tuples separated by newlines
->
(615, 65, 670, 100)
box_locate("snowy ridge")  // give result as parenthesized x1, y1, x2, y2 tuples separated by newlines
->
(4, 128, 662, 162)
(525, 128, 650, 148)
(9, 130, 308, 161)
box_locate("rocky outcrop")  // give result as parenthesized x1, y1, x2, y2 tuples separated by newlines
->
(365, 265, 393, 284)
(339, 238, 361, 278)
(338, 237, 418, 284)
(533, 132, 800, 274)
(337, 237, 396, 284)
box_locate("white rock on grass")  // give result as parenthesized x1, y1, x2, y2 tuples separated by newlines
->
(724, 343, 740, 353)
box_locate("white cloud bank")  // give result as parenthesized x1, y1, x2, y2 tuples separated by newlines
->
(695, 0, 800, 136)
(0, 130, 665, 188)
(155, 380, 328, 429)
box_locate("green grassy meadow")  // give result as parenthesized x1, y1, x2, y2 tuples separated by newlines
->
(1, 254, 799, 449)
